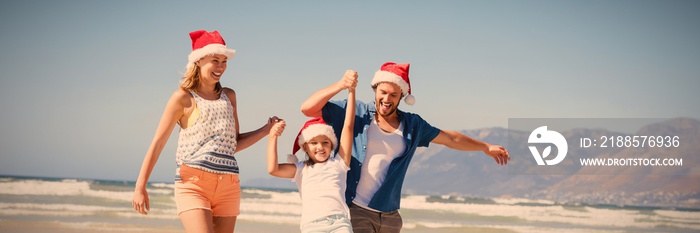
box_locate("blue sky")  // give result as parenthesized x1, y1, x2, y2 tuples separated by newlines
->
(0, 1, 698, 183)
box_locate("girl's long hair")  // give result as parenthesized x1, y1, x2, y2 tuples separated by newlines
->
(180, 62, 222, 94)
(305, 152, 317, 166)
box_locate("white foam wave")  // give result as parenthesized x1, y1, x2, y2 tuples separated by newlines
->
(237, 189, 310, 225)
(238, 214, 299, 225)
(116, 210, 179, 220)
(400, 195, 700, 230)
(3, 179, 699, 231)
(243, 189, 301, 204)
(0, 202, 127, 212)
(239, 189, 302, 218)
(654, 209, 700, 219)
(0, 209, 90, 217)
(492, 197, 555, 205)
(0, 179, 170, 201)
(0, 179, 88, 196)
(241, 201, 302, 216)
(648, 210, 700, 225)
(0, 202, 129, 217)
(0, 202, 182, 220)
(151, 183, 175, 189)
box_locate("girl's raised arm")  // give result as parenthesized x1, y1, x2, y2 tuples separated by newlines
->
(267, 119, 296, 178)
(338, 86, 355, 167)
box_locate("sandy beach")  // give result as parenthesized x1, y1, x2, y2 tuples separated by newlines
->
(0, 219, 522, 233)
(0, 219, 299, 233)
(2, 177, 698, 233)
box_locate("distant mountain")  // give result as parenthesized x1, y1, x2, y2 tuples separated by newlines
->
(403, 118, 700, 208)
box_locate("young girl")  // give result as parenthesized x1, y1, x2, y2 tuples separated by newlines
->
(267, 71, 357, 233)
(132, 30, 277, 233)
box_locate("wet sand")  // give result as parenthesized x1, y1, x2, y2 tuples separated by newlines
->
(0, 219, 298, 233)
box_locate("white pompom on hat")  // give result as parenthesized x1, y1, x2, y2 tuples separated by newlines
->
(293, 118, 338, 156)
(186, 30, 236, 70)
(371, 62, 415, 105)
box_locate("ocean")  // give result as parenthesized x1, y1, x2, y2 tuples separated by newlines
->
(0, 175, 698, 233)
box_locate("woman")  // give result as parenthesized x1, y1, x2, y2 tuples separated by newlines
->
(132, 30, 276, 233)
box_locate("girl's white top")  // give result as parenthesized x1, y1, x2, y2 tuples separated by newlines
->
(293, 155, 350, 225)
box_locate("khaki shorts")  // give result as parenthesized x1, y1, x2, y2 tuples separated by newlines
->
(174, 164, 241, 217)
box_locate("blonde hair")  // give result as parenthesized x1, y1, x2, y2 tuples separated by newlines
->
(180, 61, 222, 95)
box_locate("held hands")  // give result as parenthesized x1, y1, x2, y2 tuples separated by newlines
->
(485, 144, 510, 166)
(336, 70, 358, 91)
(264, 116, 281, 133)
(269, 118, 286, 137)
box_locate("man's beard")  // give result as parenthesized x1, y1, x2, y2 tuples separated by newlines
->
(376, 100, 399, 117)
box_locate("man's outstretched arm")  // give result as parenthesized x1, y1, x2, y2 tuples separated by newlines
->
(431, 130, 510, 165)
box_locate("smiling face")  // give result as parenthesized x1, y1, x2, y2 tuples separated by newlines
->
(196, 54, 228, 85)
(303, 135, 334, 164)
(374, 82, 403, 117)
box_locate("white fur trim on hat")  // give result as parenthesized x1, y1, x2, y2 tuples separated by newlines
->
(372, 70, 410, 96)
(186, 44, 236, 70)
(297, 124, 338, 152)
(404, 94, 415, 105)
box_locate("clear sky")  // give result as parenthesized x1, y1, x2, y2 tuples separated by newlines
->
(0, 1, 698, 183)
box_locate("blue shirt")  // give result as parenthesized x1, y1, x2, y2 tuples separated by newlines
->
(322, 99, 440, 212)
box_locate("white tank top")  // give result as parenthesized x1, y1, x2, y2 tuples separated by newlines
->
(353, 119, 405, 211)
(175, 91, 238, 181)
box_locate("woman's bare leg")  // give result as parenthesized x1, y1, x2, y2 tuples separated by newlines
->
(180, 209, 214, 233)
(213, 216, 237, 233)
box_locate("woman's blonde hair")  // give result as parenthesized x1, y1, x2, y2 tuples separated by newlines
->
(180, 61, 222, 95)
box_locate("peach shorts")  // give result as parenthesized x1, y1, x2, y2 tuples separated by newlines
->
(174, 164, 241, 217)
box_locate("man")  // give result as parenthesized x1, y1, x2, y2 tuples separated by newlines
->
(300, 62, 510, 233)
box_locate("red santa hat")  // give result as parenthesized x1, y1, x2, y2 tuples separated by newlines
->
(186, 30, 236, 70)
(371, 62, 415, 105)
(293, 118, 338, 156)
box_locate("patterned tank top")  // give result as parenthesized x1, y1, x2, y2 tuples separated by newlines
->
(175, 90, 238, 181)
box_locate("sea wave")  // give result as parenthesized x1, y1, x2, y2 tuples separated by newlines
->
(492, 197, 556, 205)
(116, 211, 179, 220)
(151, 183, 175, 189)
(0, 202, 179, 220)
(2, 177, 699, 231)
(243, 189, 301, 204)
(0, 179, 171, 201)
(0, 202, 129, 216)
(400, 195, 700, 230)
(238, 214, 299, 225)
